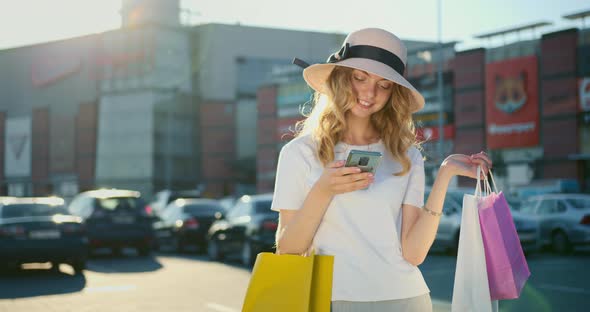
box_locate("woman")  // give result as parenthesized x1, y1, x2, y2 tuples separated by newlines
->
(271, 28, 492, 311)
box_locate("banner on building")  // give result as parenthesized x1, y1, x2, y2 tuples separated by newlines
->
(5, 117, 32, 177)
(486, 56, 539, 149)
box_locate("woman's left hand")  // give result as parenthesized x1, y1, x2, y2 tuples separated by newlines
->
(440, 151, 492, 179)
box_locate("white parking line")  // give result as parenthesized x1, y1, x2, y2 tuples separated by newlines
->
(84, 285, 137, 293)
(206, 302, 239, 312)
(538, 284, 590, 295)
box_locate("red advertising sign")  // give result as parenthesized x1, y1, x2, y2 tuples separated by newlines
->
(486, 56, 539, 149)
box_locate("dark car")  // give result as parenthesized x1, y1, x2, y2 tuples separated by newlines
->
(0, 197, 88, 273)
(153, 198, 225, 253)
(207, 194, 278, 266)
(148, 189, 202, 217)
(68, 189, 155, 256)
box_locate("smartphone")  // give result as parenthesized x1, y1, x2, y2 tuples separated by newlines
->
(344, 150, 383, 175)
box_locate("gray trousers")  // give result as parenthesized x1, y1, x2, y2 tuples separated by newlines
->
(331, 293, 433, 312)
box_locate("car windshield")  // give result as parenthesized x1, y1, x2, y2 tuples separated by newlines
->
(565, 198, 590, 209)
(185, 203, 223, 214)
(169, 194, 200, 202)
(1, 204, 68, 218)
(506, 197, 522, 211)
(97, 197, 144, 212)
(519, 200, 537, 214)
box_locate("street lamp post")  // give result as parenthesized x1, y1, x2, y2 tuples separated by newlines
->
(437, 0, 445, 163)
(166, 109, 172, 190)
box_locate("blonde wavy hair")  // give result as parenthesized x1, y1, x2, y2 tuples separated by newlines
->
(296, 66, 423, 176)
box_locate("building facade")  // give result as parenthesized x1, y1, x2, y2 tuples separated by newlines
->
(0, 0, 350, 199)
(257, 27, 590, 194)
(2, 1, 588, 200)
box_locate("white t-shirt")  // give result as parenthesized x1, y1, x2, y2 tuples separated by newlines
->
(271, 134, 430, 301)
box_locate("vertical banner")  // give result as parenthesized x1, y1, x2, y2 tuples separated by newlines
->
(486, 56, 539, 149)
(5, 117, 32, 177)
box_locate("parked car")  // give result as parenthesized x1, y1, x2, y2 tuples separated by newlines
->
(427, 188, 540, 254)
(0, 197, 88, 273)
(149, 189, 202, 217)
(425, 188, 463, 253)
(506, 195, 522, 211)
(207, 193, 277, 266)
(153, 198, 225, 253)
(518, 193, 590, 254)
(68, 189, 155, 256)
(512, 179, 580, 200)
(217, 196, 237, 213)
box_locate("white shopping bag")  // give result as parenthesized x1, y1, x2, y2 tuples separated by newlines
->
(452, 166, 498, 312)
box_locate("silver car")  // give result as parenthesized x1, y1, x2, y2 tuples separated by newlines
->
(427, 188, 540, 254)
(426, 188, 464, 253)
(518, 194, 590, 254)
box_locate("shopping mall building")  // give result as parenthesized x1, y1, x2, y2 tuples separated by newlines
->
(0, 0, 588, 199)
(256, 22, 590, 195)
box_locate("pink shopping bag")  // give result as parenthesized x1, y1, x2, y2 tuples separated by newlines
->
(478, 172, 530, 300)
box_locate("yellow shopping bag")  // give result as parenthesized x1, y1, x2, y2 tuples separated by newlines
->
(241, 251, 334, 312)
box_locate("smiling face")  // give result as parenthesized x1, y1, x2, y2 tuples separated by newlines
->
(348, 69, 394, 119)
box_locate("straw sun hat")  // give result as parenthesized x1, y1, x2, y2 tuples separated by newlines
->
(294, 28, 425, 113)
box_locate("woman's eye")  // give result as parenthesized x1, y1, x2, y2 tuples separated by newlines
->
(353, 75, 366, 81)
(379, 83, 392, 90)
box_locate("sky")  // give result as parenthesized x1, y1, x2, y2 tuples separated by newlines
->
(0, 0, 588, 51)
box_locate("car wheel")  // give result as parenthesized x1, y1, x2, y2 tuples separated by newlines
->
(552, 231, 572, 254)
(50, 262, 61, 272)
(0, 262, 19, 273)
(207, 238, 223, 261)
(176, 237, 186, 253)
(71, 259, 86, 274)
(112, 247, 122, 256)
(241, 240, 255, 267)
(447, 231, 460, 256)
(197, 242, 208, 254)
(138, 244, 151, 256)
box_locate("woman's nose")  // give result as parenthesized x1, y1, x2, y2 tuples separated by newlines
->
(364, 83, 377, 98)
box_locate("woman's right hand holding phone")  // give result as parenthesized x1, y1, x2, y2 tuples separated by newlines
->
(315, 160, 374, 196)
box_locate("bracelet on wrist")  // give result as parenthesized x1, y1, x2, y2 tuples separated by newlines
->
(422, 205, 443, 217)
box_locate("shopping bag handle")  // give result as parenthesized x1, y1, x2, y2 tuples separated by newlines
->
(277, 247, 316, 257)
(488, 169, 499, 194)
(475, 165, 499, 198)
(483, 171, 492, 196)
(474, 165, 482, 197)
